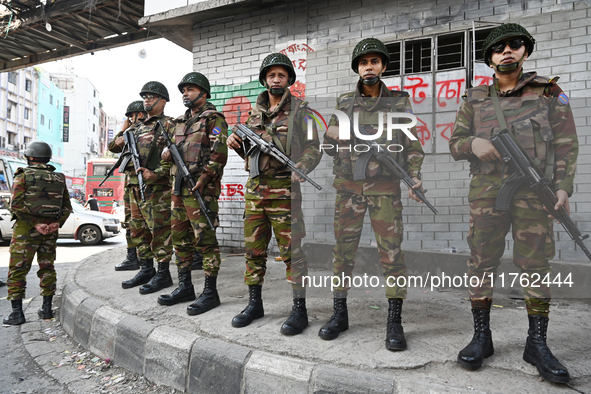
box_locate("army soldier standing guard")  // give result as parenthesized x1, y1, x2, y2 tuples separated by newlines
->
(321, 38, 425, 350)
(3, 142, 72, 325)
(110, 100, 146, 271)
(158, 72, 228, 315)
(227, 53, 321, 335)
(112, 82, 175, 295)
(449, 24, 576, 383)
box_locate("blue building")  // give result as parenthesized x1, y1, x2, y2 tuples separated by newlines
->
(36, 68, 64, 171)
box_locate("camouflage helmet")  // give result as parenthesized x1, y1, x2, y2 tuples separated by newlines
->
(258, 53, 296, 87)
(125, 100, 146, 117)
(351, 38, 390, 73)
(139, 81, 170, 101)
(178, 72, 211, 98)
(25, 141, 52, 159)
(482, 23, 535, 66)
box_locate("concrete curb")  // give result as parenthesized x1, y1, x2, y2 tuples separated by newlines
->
(60, 261, 400, 394)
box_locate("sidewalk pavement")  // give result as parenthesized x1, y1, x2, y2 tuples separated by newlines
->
(55, 246, 591, 394)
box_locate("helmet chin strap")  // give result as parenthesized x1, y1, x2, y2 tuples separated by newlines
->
(490, 52, 527, 73)
(183, 91, 205, 109)
(360, 70, 383, 86)
(144, 97, 161, 112)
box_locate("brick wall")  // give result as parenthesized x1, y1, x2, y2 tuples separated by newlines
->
(192, 0, 591, 261)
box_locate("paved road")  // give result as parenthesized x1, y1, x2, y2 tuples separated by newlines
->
(0, 234, 126, 393)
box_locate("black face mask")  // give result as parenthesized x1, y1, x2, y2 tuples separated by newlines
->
(183, 91, 205, 109)
(490, 52, 527, 74)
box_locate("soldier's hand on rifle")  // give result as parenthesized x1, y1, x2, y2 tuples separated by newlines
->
(114, 136, 125, 148)
(48, 222, 60, 233)
(137, 167, 157, 181)
(156, 135, 167, 148)
(472, 138, 502, 162)
(161, 147, 172, 162)
(408, 177, 424, 203)
(34, 223, 50, 235)
(227, 133, 243, 150)
(291, 162, 307, 183)
(192, 180, 205, 195)
(546, 189, 570, 222)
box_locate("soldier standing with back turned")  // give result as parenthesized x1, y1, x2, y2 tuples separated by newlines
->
(450, 23, 576, 383)
(158, 72, 228, 315)
(3, 142, 72, 325)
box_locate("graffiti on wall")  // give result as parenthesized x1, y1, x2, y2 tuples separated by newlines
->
(278, 42, 315, 99)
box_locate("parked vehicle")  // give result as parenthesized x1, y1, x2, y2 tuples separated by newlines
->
(0, 195, 121, 245)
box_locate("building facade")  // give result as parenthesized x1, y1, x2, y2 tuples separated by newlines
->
(36, 68, 65, 171)
(142, 0, 591, 261)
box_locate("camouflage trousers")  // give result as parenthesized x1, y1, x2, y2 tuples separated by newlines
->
(171, 185, 221, 275)
(332, 192, 406, 299)
(467, 197, 553, 315)
(243, 198, 307, 288)
(7, 222, 58, 300)
(123, 184, 134, 248)
(129, 183, 173, 263)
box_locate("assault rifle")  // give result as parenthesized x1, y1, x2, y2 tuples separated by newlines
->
(99, 129, 146, 202)
(353, 124, 438, 214)
(234, 123, 322, 190)
(491, 128, 591, 262)
(157, 121, 215, 229)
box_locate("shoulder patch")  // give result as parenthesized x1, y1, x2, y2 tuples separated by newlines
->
(212, 127, 222, 135)
(558, 92, 569, 105)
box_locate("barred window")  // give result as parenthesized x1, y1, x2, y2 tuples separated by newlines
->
(405, 38, 432, 74)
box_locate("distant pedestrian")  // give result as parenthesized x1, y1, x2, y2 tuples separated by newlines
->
(84, 194, 99, 211)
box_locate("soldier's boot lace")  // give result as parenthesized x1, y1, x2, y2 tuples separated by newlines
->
(122, 258, 155, 289)
(523, 315, 570, 384)
(318, 292, 348, 340)
(457, 308, 494, 370)
(115, 247, 140, 271)
(158, 270, 196, 306)
(187, 275, 221, 315)
(280, 290, 308, 336)
(231, 285, 264, 328)
(3, 299, 26, 325)
(139, 261, 173, 294)
(385, 298, 406, 351)
(191, 251, 203, 271)
(38, 295, 53, 319)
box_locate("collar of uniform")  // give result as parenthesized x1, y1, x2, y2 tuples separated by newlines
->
(353, 80, 392, 112)
(256, 89, 292, 118)
(28, 163, 55, 171)
(144, 113, 166, 124)
(492, 71, 537, 97)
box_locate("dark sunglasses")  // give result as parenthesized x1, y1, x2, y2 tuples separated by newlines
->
(491, 38, 525, 53)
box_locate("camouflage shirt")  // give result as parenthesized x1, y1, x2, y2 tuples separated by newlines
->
(234, 89, 321, 200)
(449, 71, 578, 200)
(323, 80, 424, 196)
(10, 163, 72, 228)
(170, 102, 228, 197)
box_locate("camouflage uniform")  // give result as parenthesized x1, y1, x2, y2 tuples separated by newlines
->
(234, 89, 321, 288)
(7, 163, 72, 300)
(170, 103, 228, 276)
(323, 81, 424, 299)
(109, 131, 134, 249)
(449, 72, 578, 315)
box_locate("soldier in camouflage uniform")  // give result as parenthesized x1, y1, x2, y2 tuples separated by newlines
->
(449, 24, 576, 383)
(110, 100, 146, 271)
(320, 38, 425, 350)
(157, 72, 228, 315)
(111, 82, 175, 296)
(227, 53, 321, 335)
(3, 142, 72, 325)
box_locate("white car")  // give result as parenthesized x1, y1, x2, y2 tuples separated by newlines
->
(0, 195, 121, 245)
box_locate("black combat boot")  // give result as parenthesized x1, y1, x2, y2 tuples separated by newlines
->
(187, 276, 221, 315)
(280, 290, 308, 336)
(318, 292, 348, 340)
(157, 270, 196, 306)
(0, 278, 6, 287)
(139, 262, 173, 294)
(231, 285, 264, 328)
(115, 247, 140, 271)
(3, 299, 26, 325)
(385, 298, 406, 351)
(38, 295, 53, 319)
(523, 315, 570, 384)
(121, 258, 155, 289)
(191, 251, 203, 271)
(457, 308, 494, 370)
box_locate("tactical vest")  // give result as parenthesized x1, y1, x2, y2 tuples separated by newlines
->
(466, 74, 554, 175)
(23, 167, 65, 218)
(332, 90, 408, 180)
(172, 109, 223, 177)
